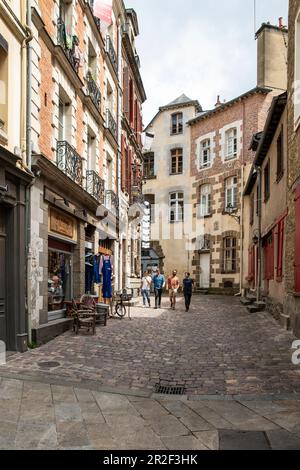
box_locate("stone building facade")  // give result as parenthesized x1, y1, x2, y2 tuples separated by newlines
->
(285, 0, 300, 337)
(188, 22, 287, 294)
(142, 95, 202, 280)
(27, 0, 145, 345)
(0, 0, 33, 352)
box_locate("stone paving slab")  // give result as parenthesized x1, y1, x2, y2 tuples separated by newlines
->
(0, 377, 300, 450)
(0, 296, 299, 397)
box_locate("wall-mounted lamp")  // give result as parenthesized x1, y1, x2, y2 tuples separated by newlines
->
(226, 204, 241, 224)
(252, 229, 260, 246)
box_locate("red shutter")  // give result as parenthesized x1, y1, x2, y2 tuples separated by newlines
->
(128, 147, 132, 196)
(264, 233, 275, 281)
(295, 187, 300, 292)
(123, 67, 129, 119)
(121, 135, 126, 192)
(276, 219, 284, 282)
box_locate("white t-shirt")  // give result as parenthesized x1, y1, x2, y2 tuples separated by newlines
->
(142, 276, 152, 290)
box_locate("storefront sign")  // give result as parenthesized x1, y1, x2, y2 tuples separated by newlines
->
(49, 209, 74, 239)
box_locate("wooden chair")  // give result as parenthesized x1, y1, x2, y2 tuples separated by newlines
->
(72, 299, 96, 335)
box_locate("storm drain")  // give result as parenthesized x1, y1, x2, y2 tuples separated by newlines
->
(38, 361, 61, 369)
(154, 384, 186, 395)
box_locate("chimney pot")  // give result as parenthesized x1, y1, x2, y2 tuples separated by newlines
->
(215, 95, 221, 108)
(279, 17, 283, 28)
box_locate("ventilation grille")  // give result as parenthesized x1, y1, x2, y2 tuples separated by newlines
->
(155, 384, 186, 395)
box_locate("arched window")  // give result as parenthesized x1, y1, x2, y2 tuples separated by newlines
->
(200, 139, 211, 168)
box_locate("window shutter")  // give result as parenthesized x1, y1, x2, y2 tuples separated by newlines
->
(121, 135, 126, 192)
(123, 67, 129, 119)
(276, 219, 284, 282)
(295, 188, 300, 292)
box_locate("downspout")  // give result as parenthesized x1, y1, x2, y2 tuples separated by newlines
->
(256, 165, 262, 302)
(239, 100, 246, 295)
(25, 0, 33, 343)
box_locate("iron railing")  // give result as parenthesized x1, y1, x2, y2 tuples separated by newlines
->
(87, 0, 101, 31)
(57, 141, 83, 185)
(86, 170, 105, 203)
(57, 17, 79, 73)
(86, 72, 101, 110)
(105, 190, 119, 213)
(106, 35, 118, 74)
(106, 109, 118, 141)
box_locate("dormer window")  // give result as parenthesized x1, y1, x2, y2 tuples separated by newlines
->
(171, 112, 183, 135)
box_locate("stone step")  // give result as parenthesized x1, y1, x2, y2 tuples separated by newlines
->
(247, 302, 266, 314)
(280, 314, 291, 330)
(240, 298, 252, 306)
(246, 294, 257, 304)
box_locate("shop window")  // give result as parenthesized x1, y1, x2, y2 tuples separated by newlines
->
(48, 246, 72, 313)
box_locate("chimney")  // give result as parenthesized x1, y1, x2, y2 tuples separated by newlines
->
(215, 95, 222, 108)
(256, 21, 287, 91)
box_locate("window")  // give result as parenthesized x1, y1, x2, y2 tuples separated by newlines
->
(170, 148, 183, 174)
(225, 177, 238, 211)
(144, 194, 155, 224)
(171, 113, 183, 135)
(295, 11, 300, 126)
(247, 246, 256, 282)
(264, 162, 270, 202)
(58, 98, 65, 141)
(263, 233, 274, 281)
(277, 128, 284, 181)
(144, 153, 155, 179)
(87, 131, 96, 172)
(225, 128, 238, 160)
(169, 192, 184, 223)
(200, 139, 211, 168)
(223, 237, 237, 273)
(199, 184, 212, 217)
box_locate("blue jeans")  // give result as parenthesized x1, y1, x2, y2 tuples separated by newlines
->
(142, 289, 151, 306)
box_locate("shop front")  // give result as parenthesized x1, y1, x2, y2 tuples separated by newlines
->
(0, 147, 32, 352)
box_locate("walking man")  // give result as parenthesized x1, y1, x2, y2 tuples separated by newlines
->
(152, 269, 165, 309)
(183, 272, 194, 312)
(167, 270, 180, 310)
(141, 271, 152, 308)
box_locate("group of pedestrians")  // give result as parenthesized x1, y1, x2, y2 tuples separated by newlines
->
(141, 269, 194, 312)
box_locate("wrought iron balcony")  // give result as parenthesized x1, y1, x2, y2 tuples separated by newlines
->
(106, 35, 118, 74)
(57, 141, 83, 186)
(86, 72, 101, 110)
(86, 170, 105, 203)
(106, 109, 118, 141)
(87, 0, 101, 31)
(105, 190, 119, 213)
(57, 17, 79, 73)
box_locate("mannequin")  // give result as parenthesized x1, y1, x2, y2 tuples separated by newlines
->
(100, 253, 114, 302)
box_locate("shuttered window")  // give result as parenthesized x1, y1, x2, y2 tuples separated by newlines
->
(295, 188, 300, 292)
(276, 218, 285, 282)
(264, 233, 274, 281)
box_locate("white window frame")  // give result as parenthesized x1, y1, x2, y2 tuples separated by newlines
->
(200, 139, 211, 168)
(225, 176, 238, 210)
(169, 192, 184, 223)
(199, 184, 212, 217)
(225, 128, 237, 160)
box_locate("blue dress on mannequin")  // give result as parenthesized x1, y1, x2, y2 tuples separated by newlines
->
(101, 255, 113, 299)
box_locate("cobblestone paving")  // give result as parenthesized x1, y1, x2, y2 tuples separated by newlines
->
(1, 378, 300, 450)
(0, 296, 299, 396)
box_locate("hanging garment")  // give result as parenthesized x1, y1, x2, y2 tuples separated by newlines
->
(85, 253, 94, 293)
(94, 254, 101, 284)
(101, 255, 113, 299)
(65, 34, 73, 50)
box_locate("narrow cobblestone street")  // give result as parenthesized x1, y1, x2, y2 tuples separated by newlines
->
(1, 296, 300, 450)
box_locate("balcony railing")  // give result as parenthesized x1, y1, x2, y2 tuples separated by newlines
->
(57, 141, 83, 185)
(106, 109, 118, 141)
(87, 0, 101, 31)
(86, 72, 101, 110)
(106, 35, 118, 74)
(105, 190, 119, 213)
(86, 170, 105, 203)
(57, 17, 79, 73)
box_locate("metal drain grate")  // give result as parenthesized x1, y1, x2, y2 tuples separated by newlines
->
(38, 361, 60, 369)
(155, 384, 186, 395)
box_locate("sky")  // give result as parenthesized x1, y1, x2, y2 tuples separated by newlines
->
(127, 0, 288, 126)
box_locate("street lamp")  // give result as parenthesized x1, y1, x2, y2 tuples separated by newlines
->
(226, 203, 241, 224)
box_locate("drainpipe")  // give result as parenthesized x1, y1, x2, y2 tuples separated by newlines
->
(25, 0, 33, 343)
(256, 165, 262, 303)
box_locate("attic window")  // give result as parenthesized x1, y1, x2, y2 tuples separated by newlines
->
(171, 113, 183, 135)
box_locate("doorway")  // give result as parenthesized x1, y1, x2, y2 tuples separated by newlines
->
(200, 253, 210, 289)
(0, 206, 6, 345)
